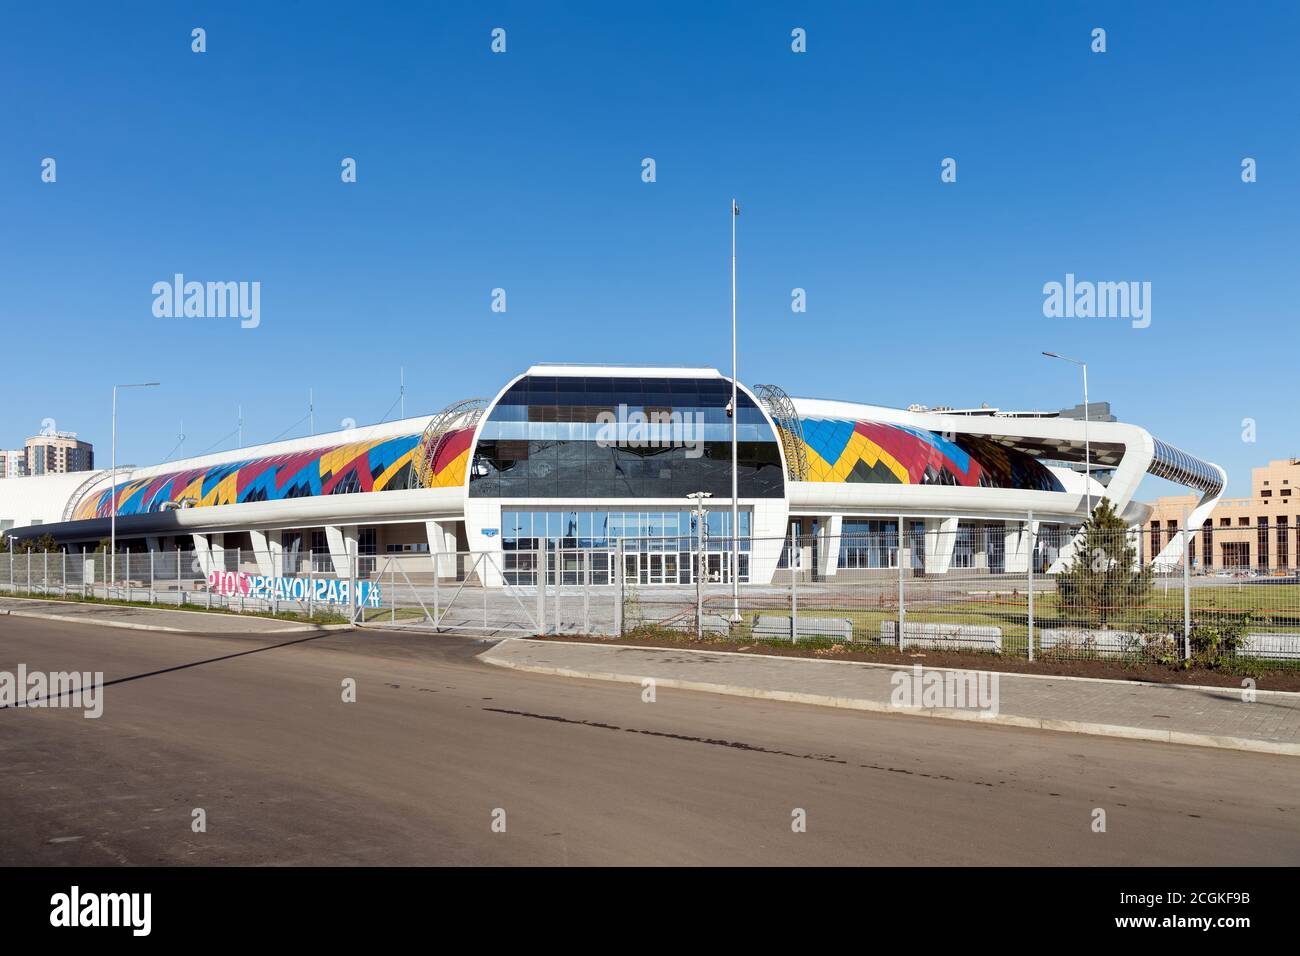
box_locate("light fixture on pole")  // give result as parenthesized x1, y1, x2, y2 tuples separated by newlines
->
(110, 381, 161, 591)
(729, 198, 741, 624)
(1042, 352, 1091, 518)
(687, 491, 712, 640)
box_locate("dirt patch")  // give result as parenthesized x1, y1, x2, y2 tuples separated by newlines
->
(529, 633, 1300, 692)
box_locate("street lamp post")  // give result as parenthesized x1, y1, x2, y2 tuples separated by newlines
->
(110, 382, 160, 591)
(729, 198, 741, 623)
(1042, 352, 1091, 518)
(687, 491, 712, 640)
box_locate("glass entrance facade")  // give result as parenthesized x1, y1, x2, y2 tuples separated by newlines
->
(470, 375, 785, 499)
(500, 508, 752, 585)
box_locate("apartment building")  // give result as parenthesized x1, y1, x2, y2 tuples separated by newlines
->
(23, 432, 95, 476)
(1146, 458, 1299, 572)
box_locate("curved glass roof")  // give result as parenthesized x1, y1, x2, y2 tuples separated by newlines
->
(1149, 438, 1224, 496)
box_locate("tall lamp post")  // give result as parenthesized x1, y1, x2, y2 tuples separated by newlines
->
(1041, 352, 1091, 518)
(110, 382, 160, 590)
(729, 198, 741, 623)
(687, 491, 712, 640)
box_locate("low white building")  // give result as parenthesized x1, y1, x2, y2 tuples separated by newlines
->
(0, 365, 1225, 585)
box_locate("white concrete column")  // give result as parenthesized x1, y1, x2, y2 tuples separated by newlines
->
(817, 514, 842, 579)
(748, 498, 791, 585)
(463, 500, 504, 587)
(426, 519, 459, 579)
(1048, 525, 1084, 575)
(268, 529, 284, 577)
(325, 525, 358, 578)
(192, 532, 214, 576)
(924, 517, 958, 574)
(973, 521, 988, 571)
(1003, 521, 1032, 574)
(209, 533, 226, 573)
(249, 529, 283, 577)
(145, 535, 162, 553)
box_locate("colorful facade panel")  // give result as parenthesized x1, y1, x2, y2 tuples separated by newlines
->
(797, 418, 1063, 492)
(72, 434, 423, 520)
(421, 427, 475, 489)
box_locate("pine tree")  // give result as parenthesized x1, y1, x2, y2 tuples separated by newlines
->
(1056, 498, 1152, 627)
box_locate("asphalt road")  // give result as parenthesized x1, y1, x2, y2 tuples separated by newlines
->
(0, 615, 1297, 865)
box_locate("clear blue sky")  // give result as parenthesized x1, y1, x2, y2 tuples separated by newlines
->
(2, 1, 1296, 498)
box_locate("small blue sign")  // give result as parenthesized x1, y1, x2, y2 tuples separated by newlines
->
(481, 528, 499, 537)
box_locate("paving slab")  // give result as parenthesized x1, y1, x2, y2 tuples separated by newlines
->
(481, 639, 1300, 756)
(0, 596, 336, 634)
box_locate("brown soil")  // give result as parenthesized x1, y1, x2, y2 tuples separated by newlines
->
(529, 633, 1300, 692)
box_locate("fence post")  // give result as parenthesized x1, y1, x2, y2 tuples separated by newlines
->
(583, 548, 591, 635)
(390, 558, 396, 624)
(1027, 511, 1035, 662)
(177, 548, 183, 608)
(897, 517, 906, 651)
(43, 551, 48, 595)
(1182, 512, 1191, 662)
(433, 549, 441, 630)
(553, 548, 561, 635)
(308, 550, 314, 618)
(695, 516, 704, 641)
(790, 525, 798, 644)
(62, 550, 67, 598)
(534, 539, 545, 635)
(350, 542, 358, 626)
(613, 538, 623, 637)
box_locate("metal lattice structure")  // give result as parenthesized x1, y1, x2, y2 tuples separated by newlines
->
(407, 398, 488, 490)
(753, 383, 809, 483)
(62, 468, 122, 523)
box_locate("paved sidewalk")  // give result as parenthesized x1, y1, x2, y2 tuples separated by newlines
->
(481, 639, 1300, 756)
(0, 596, 339, 634)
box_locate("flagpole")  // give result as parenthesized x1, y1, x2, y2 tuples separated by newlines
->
(730, 198, 740, 623)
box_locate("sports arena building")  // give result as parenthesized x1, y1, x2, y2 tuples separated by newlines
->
(0, 365, 1226, 586)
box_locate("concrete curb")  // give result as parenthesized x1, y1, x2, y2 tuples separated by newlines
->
(528, 637, 1300, 698)
(4, 609, 190, 633)
(480, 651, 1300, 758)
(1, 605, 352, 635)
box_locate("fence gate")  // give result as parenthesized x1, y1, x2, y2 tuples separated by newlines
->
(363, 550, 543, 635)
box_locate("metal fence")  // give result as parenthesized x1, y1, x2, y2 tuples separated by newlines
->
(0, 549, 368, 621)
(2, 521, 1297, 670)
(621, 523, 1300, 670)
(0, 544, 621, 634)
